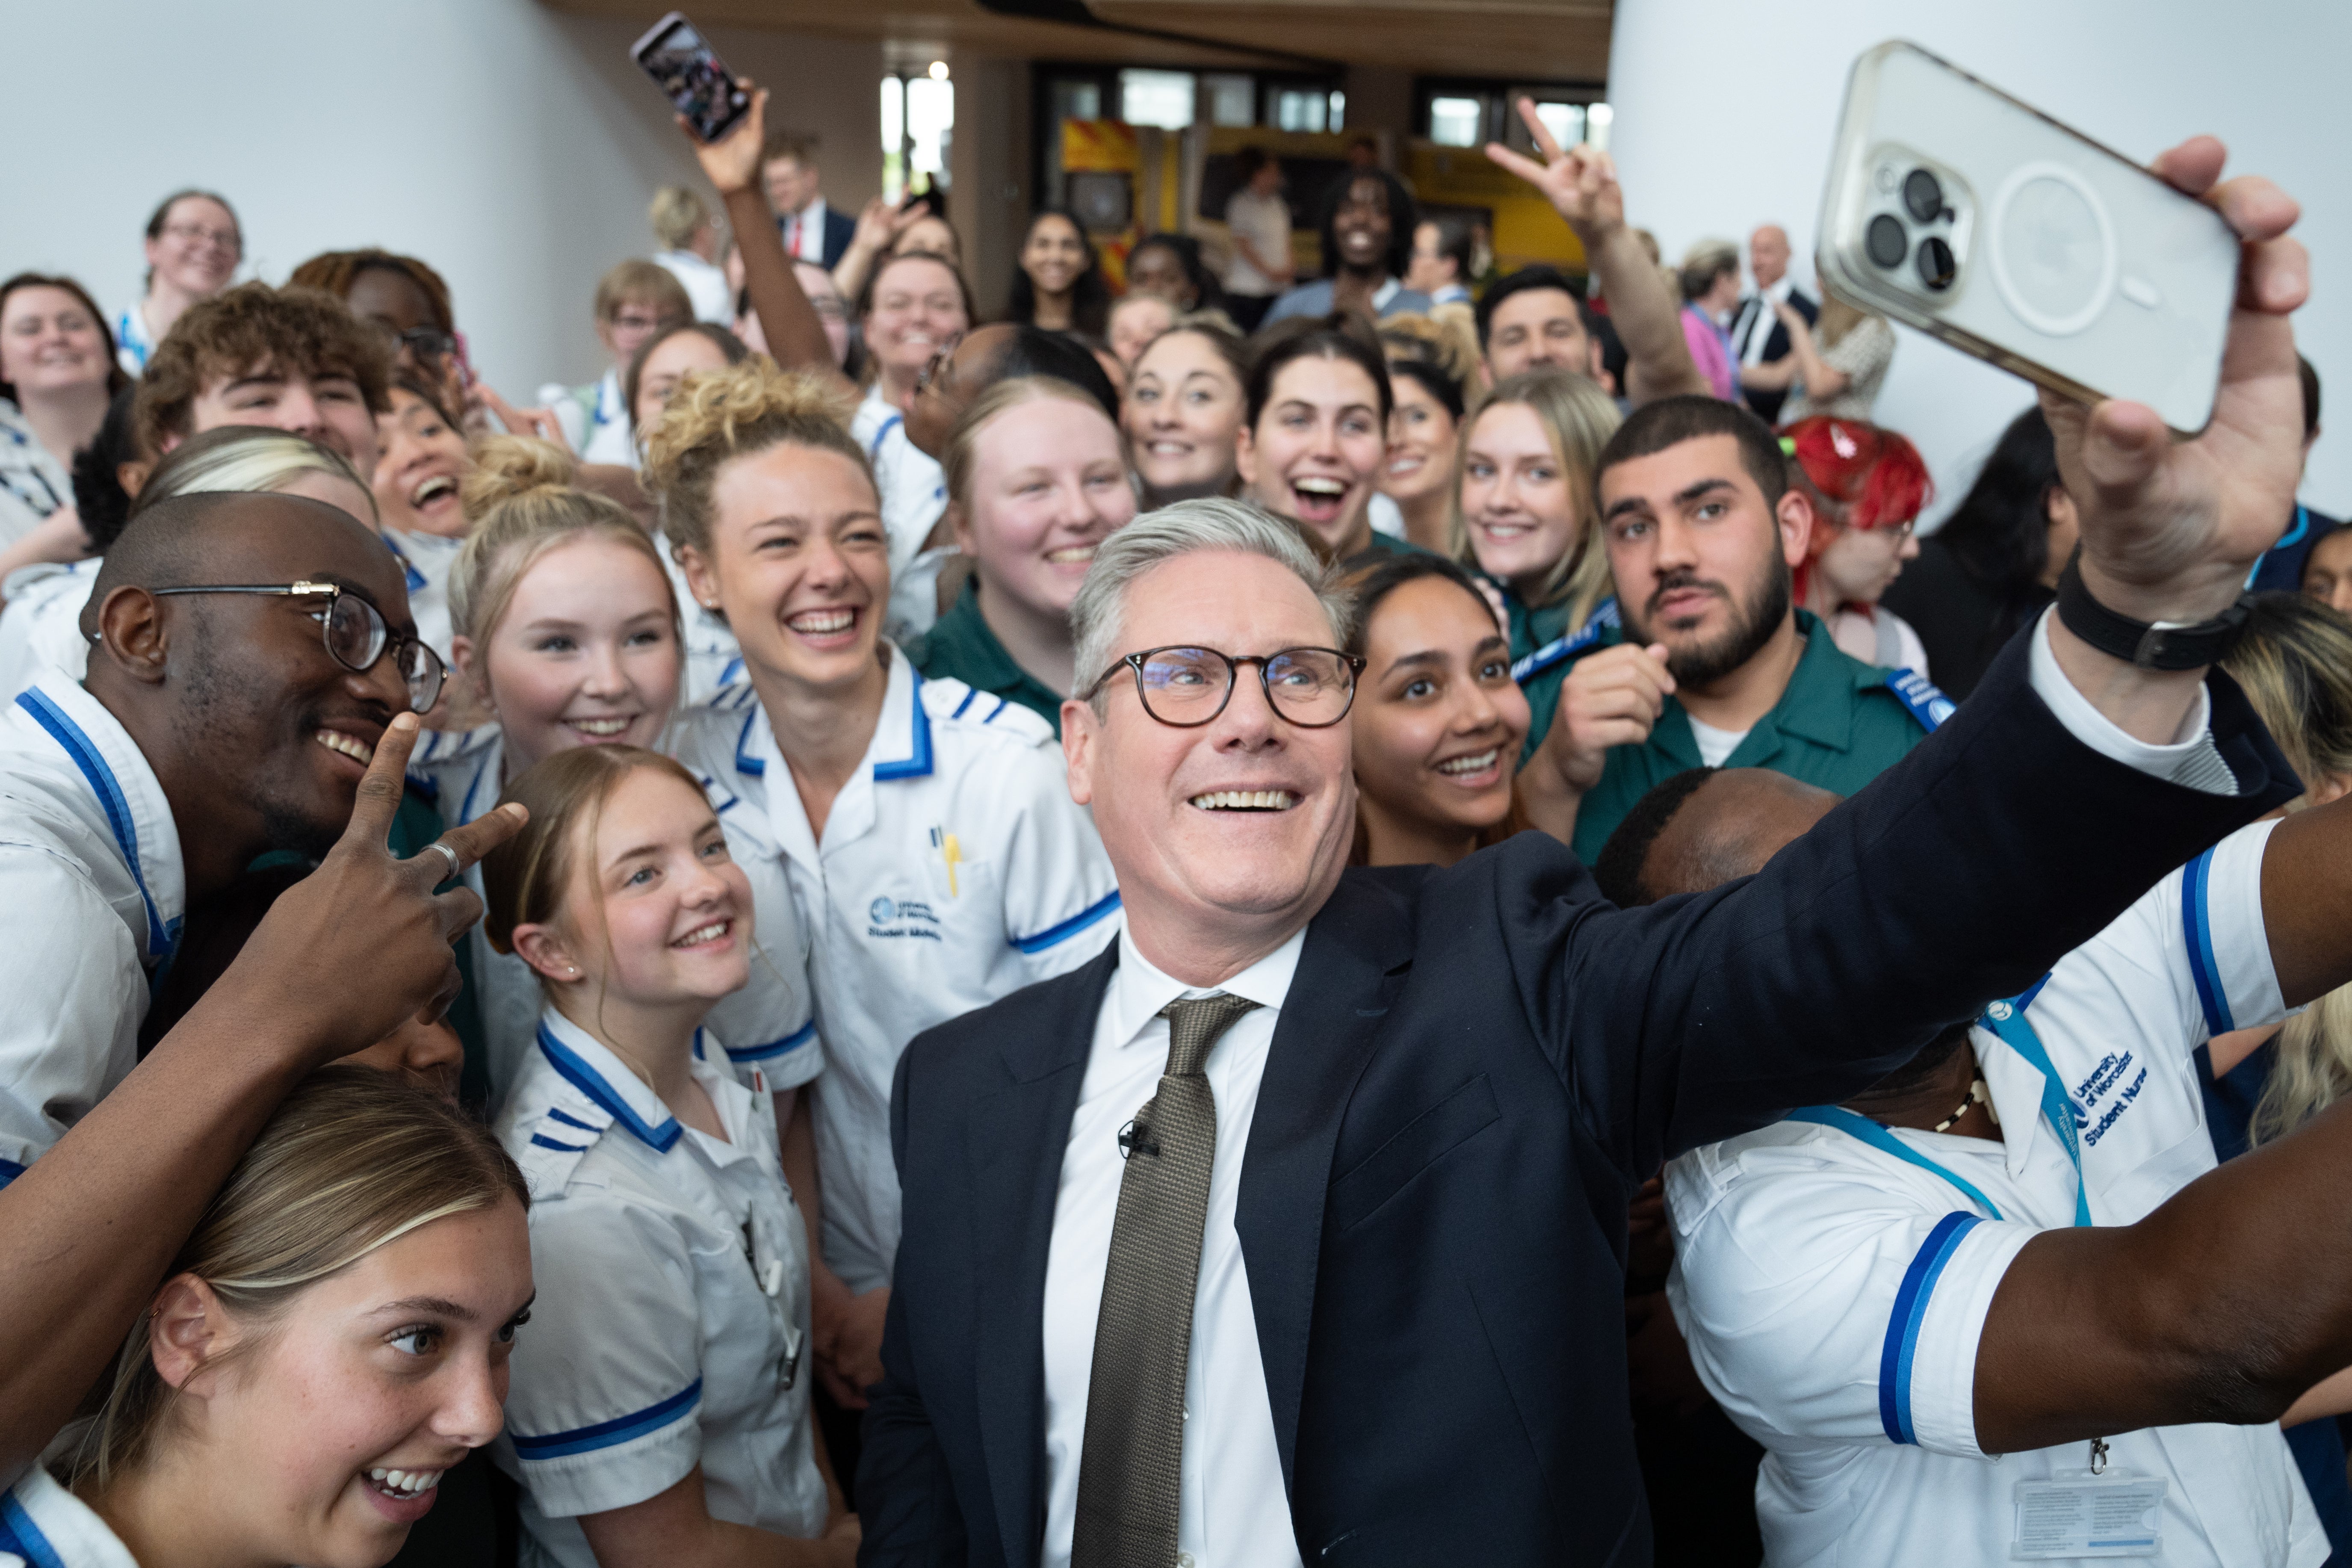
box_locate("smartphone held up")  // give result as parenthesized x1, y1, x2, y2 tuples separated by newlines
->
(1818, 41, 2241, 434)
(631, 11, 749, 144)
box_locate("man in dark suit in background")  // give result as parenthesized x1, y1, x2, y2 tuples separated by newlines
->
(858, 137, 2310, 1568)
(1730, 222, 1817, 424)
(763, 131, 857, 270)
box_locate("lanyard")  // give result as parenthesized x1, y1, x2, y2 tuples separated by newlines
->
(1790, 998, 2090, 1227)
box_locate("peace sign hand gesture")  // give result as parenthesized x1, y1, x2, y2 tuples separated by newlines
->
(1484, 96, 1625, 248)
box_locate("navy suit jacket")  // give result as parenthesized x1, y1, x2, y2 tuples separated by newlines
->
(857, 630, 2296, 1567)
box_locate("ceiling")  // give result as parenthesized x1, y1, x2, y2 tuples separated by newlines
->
(547, 0, 1613, 78)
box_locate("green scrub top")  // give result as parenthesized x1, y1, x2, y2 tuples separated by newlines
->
(1560, 608, 1948, 865)
(907, 577, 1069, 736)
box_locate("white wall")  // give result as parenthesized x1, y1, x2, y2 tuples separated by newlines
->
(1606, 0, 2352, 523)
(0, 0, 884, 399)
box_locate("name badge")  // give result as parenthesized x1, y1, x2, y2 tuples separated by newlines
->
(2012, 1472, 2166, 1559)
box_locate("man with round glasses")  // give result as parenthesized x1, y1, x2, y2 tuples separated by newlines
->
(0, 488, 445, 1187)
(857, 133, 2319, 1567)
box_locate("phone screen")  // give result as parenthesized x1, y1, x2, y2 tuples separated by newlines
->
(634, 17, 748, 144)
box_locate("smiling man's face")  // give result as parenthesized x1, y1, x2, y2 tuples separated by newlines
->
(1063, 549, 1355, 966)
(155, 496, 419, 859)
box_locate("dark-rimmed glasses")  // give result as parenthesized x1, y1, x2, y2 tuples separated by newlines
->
(148, 581, 447, 713)
(1083, 645, 1365, 728)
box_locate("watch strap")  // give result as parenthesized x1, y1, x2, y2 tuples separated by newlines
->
(2054, 557, 2252, 671)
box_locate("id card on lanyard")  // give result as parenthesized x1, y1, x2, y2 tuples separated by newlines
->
(1791, 995, 2164, 1559)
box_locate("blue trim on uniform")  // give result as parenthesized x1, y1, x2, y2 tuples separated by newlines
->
(1011, 889, 1122, 954)
(725, 1018, 818, 1063)
(718, 656, 744, 689)
(1785, 1106, 2006, 1220)
(529, 1133, 591, 1154)
(535, 1025, 682, 1152)
(456, 753, 493, 828)
(951, 688, 978, 719)
(2012, 973, 2051, 1013)
(734, 708, 765, 777)
(381, 533, 429, 594)
(984, 697, 1009, 724)
(866, 413, 904, 461)
(2183, 847, 2234, 1036)
(1883, 668, 1956, 732)
(0, 1491, 65, 1568)
(873, 667, 935, 782)
(546, 1107, 599, 1133)
(17, 689, 174, 959)
(511, 1378, 703, 1459)
(0, 1158, 22, 1188)
(1878, 1212, 1982, 1445)
(1510, 598, 1621, 685)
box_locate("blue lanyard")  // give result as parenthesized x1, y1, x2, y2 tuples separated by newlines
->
(1790, 998, 2090, 1227)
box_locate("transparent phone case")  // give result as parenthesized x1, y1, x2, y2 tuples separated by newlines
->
(1817, 41, 2239, 434)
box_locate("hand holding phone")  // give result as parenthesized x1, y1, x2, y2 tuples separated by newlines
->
(683, 78, 769, 200)
(2042, 135, 2307, 626)
(630, 12, 751, 145)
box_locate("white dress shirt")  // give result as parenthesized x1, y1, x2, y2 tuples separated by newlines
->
(1042, 926, 1306, 1568)
(1733, 275, 1796, 366)
(780, 197, 831, 263)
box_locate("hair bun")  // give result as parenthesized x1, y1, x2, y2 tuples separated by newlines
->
(461, 435, 579, 520)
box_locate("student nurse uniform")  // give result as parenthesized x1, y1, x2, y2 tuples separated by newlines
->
(677, 650, 1121, 1296)
(495, 1009, 829, 1568)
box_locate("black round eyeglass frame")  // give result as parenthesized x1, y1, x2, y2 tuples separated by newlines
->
(1081, 645, 1367, 729)
(147, 581, 448, 713)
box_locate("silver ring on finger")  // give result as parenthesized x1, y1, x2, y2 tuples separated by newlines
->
(422, 840, 461, 883)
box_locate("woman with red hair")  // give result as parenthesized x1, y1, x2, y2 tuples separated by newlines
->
(1784, 415, 1933, 673)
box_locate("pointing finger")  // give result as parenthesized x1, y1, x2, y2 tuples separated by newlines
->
(339, 712, 420, 856)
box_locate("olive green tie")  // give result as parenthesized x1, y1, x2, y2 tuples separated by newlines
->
(1071, 991, 1262, 1568)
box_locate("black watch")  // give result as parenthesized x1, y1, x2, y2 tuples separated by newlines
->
(2054, 556, 2252, 671)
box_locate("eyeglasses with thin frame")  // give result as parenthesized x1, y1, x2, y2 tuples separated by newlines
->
(1082, 645, 1366, 729)
(159, 221, 240, 253)
(146, 581, 447, 713)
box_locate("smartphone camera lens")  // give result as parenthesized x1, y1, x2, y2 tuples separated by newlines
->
(1915, 236, 1957, 291)
(1866, 214, 1909, 269)
(1903, 168, 1944, 223)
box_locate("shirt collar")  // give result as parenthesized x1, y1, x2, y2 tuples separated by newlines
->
(1746, 610, 1865, 755)
(753, 643, 930, 783)
(4, 1465, 139, 1568)
(13, 672, 186, 960)
(1372, 277, 1401, 311)
(534, 1008, 683, 1153)
(1105, 924, 1306, 1053)
(1761, 275, 1794, 306)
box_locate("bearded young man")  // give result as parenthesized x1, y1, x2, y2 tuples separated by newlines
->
(1525, 394, 1949, 861)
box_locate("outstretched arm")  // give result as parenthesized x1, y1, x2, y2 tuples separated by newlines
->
(1978, 1093, 2352, 1450)
(684, 80, 853, 394)
(1485, 98, 1708, 406)
(0, 715, 524, 1483)
(1544, 135, 2310, 1171)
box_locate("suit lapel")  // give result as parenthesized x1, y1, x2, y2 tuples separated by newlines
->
(966, 941, 1119, 1568)
(1235, 872, 1415, 1491)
